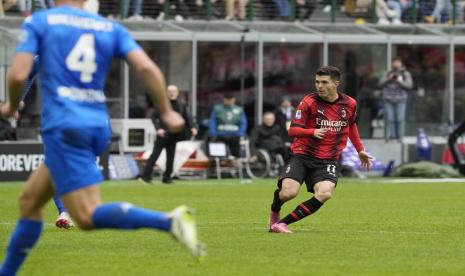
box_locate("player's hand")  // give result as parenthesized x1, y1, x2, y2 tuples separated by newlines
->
(161, 110, 185, 134)
(358, 150, 374, 171)
(0, 102, 19, 120)
(314, 128, 329, 139)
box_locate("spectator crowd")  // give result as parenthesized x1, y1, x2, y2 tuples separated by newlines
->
(1, 0, 465, 24)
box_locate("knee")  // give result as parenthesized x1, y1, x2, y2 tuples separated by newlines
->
(315, 189, 333, 202)
(280, 187, 299, 201)
(71, 212, 95, 231)
(18, 191, 40, 218)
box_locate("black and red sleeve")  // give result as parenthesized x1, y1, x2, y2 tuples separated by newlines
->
(288, 97, 315, 138)
(348, 102, 364, 152)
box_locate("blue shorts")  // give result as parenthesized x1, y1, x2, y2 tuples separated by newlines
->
(42, 126, 111, 196)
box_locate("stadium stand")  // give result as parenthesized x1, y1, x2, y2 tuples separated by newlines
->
(2, 0, 464, 24)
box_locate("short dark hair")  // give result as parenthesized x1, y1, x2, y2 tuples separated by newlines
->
(392, 56, 402, 63)
(316, 66, 341, 81)
(223, 93, 235, 99)
(280, 96, 291, 104)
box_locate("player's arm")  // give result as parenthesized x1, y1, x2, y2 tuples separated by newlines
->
(349, 122, 373, 170)
(126, 49, 184, 133)
(288, 100, 328, 139)
(378, 71, 391, 87)
(396, 71, 413, 90)
(289, 124, 328, 139)
(21, 55, 40, 102)
(1, 53, 34, 118)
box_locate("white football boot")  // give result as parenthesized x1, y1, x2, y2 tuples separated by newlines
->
(167, 205, 206, 262)
(55, 212, 74, 229)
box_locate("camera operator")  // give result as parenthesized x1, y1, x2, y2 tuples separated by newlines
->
(379, 57, 413, 142)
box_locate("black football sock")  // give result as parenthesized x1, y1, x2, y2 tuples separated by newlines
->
(270, 189, 283, 212)
(280, 197, 323, 225)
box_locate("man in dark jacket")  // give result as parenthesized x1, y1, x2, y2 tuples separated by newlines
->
(139, 85, 198, 184)
(274, 96, 294, 146)
(249, 112, 289, 162)
(0, 117, 16, 141)
(0, 101, 16, 141)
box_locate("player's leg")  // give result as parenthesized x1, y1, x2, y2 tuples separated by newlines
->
(0, 164, 55, 276)
(313, 180, 336, 203)
(272, 178, 301, 210)
(52, 126, 204, 259)
(53, 196, 66, 215)
(277, 180, 334, 230)
(274, 160, 337, 233)
(269, 178, 300, 233)
(53, 197, 74, 229)
(59, 185, 204, 259)
(269, 155, 306, 232)
(59, 185, 168, 231)
(46, 126, 172, 232)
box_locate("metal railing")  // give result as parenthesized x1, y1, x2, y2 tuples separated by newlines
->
(4, 0, 464, 25)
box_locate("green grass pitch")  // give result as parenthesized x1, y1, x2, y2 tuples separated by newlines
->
(1, 178, 465, 275)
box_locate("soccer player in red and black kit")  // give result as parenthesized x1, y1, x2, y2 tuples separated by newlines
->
(269, 66, 373, 234)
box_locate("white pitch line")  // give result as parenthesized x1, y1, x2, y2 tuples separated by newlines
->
(196, 224, 443, 235)
(365, 178, 465, 183)
(0, 222, 55, 227)
(0, 222, 446, 236)
(287, 228, 442, 235)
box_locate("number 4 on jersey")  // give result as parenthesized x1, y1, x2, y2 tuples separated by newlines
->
(65, 33, 97, 83)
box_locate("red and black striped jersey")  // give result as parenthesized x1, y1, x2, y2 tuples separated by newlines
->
(290, 92, 358, 160)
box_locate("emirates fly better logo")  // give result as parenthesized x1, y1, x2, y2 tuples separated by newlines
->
(315, 118, 347, 133)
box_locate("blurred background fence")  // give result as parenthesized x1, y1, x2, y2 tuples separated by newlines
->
(4, 0, 465, 25)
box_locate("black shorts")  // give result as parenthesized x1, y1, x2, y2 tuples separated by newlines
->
(278, 154, 339, 193)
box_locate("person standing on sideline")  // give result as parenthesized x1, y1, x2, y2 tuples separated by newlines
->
(139, 85, 198, 184)
(268, 66, 373, 234)
(0, 1, 204, 275)
(379, 57, 413, 142)
(208, 93, 247, 158)
(274, 96, 295, 150)
(123, 0, 143, 20)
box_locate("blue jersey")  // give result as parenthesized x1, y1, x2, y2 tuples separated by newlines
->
(16, 5, 140, 132)
(21, 55, 40, 101)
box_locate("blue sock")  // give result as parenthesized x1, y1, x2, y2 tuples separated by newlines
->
(91, 203, 171, 231)
(53, 197, 66, 215)
(0, 219, 43, 276)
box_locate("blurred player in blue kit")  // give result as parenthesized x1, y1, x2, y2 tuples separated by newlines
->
(22, 55, 74, 229)
(0, 1, 205, 275)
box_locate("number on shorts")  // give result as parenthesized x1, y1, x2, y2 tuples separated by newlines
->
(326, 164, 336, 175)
